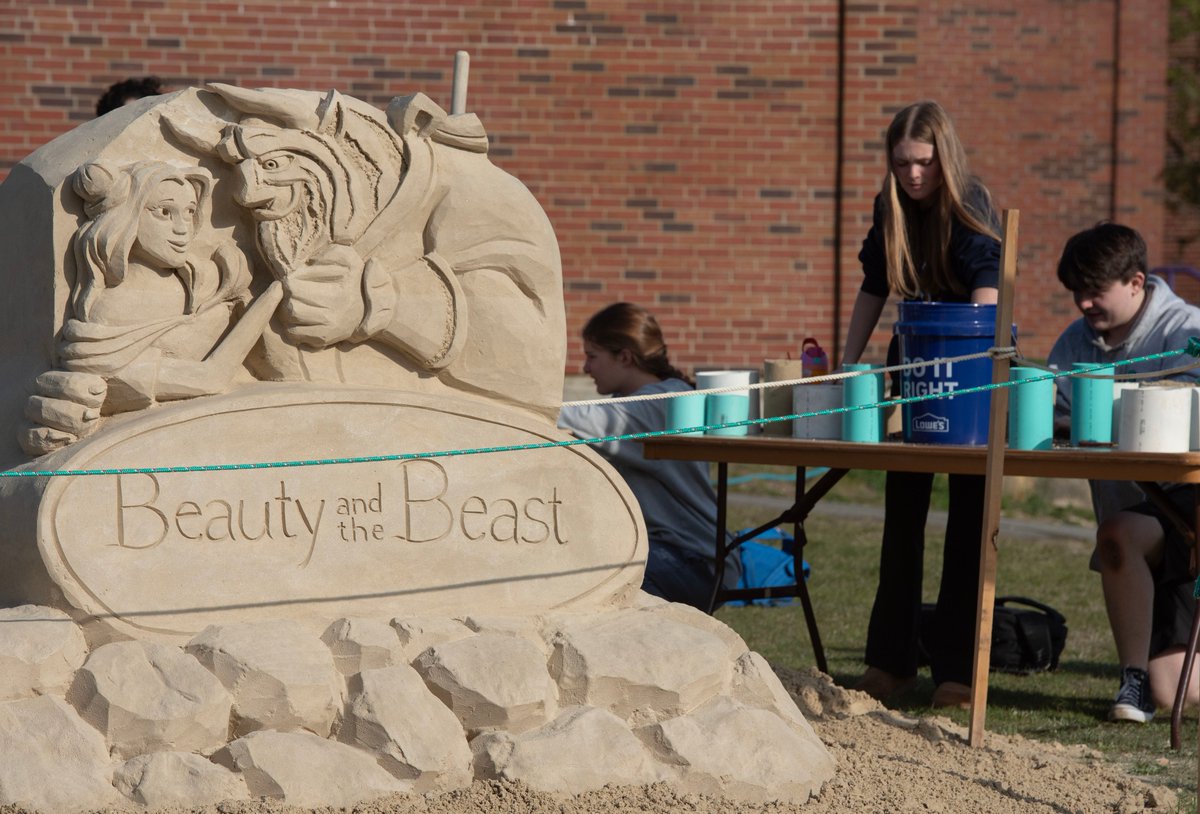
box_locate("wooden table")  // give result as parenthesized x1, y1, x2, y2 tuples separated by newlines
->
(643, 434, 1200, 747)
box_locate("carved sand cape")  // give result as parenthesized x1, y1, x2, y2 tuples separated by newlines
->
(0, 85, 834, 810)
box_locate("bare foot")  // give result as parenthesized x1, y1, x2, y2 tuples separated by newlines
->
(931, 681, 972, 709)
(854, 666, 916, 701)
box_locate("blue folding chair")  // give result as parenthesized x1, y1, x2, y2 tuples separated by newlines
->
(723, 527, 811, 607)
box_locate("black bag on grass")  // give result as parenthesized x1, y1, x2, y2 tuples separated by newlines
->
(918, 596, 1067, 675)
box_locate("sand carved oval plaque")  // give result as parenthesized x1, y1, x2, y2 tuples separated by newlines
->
(35, 384, 645, 641)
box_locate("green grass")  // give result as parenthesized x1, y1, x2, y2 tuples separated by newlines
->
(713, 468, 1197, 809)
(725, 463, 1096, 525)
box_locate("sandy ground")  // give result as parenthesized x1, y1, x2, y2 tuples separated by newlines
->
(15, 666, 1179, 814)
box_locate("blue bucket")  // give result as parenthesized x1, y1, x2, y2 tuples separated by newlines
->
(894, 302, 1002, 445)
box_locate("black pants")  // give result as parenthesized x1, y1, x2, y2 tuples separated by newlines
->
(864, 470, 985, 686)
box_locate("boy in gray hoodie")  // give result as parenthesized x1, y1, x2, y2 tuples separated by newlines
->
(1047, 222, 1200, 722)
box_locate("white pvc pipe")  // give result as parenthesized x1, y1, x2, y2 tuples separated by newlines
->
(451, 50, 470, 115)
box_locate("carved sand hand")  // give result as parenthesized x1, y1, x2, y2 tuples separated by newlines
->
(18, 426, 76, 456)
(277, 245, 366, 348)
(152, 281, 284, 401)
(33, 370, 107, 409)
(18, 371, 107, 456)
(211, 241, 253, 303)
(205, 280, 284, 369)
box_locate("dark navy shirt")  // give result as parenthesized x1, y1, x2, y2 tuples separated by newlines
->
(858, 182, 1001, 303)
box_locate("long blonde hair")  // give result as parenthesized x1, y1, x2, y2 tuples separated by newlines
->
(881, 101, 999, 299)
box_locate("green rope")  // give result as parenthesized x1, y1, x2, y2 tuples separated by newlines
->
(3, 344, 1190, 480)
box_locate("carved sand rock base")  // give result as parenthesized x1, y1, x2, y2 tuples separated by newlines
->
(0, 600, 834, 811)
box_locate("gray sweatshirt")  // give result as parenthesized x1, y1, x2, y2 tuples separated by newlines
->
(1047, 275, 1200, 414)
(557, 378, 742, 588)
(1047, 275, 1200, 521)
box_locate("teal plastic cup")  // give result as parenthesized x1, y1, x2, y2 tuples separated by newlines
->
(705, 393, 750, 436)
(665, 392, 707, 436)
(1070, 362, 1114, 446)
(1007, 367, 1054, 450)
(841, 364, 883, 442)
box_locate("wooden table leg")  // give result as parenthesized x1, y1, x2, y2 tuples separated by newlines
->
(967, 208, 1018, 748)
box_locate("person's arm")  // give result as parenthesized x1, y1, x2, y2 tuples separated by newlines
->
(970, 286, 998, 305)
(558, 386, 685, 474)
(841, 290, 887, 366)
(842, 193, 893, 367)
(558, 401, 650, 469)
(951, 188, 1002, 295)
(1160, 305, 1200, 383)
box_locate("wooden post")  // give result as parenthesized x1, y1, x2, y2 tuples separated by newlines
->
(968, 209, 1019, 747)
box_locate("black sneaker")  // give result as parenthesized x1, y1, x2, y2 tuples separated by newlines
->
(1109, 666, 1155, 723)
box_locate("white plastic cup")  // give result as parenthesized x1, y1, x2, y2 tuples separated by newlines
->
(1118, 385, 1192, 453)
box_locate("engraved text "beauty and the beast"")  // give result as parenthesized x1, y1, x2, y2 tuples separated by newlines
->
(114, 459, 568, 552)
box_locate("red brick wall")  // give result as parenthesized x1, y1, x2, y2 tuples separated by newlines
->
(1164, 14, 1200, 272)
(0, 0, 1179, 376)
(838, 0, 1170, 359)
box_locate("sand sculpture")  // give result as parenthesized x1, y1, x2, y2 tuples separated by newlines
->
(0, 86, 834, 811)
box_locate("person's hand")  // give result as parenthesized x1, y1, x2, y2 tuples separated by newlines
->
(18, 371, 107, 456)
(1052, 414, 1071, 440)
(277, 244, 366, 348)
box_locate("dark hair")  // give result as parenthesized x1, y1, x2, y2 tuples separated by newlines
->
(96, 76, 163, 117)
(582, 302, 691, 384)
(1056, 222, 1147, 293)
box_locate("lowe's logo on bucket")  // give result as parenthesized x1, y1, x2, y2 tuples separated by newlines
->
(912, 412, 950, 433)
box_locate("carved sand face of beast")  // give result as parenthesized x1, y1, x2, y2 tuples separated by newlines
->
(166, 84, 406, 280)
(219, 123, 336, 276)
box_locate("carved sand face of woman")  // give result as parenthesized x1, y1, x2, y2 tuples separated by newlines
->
(131, 178, 198, 270)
